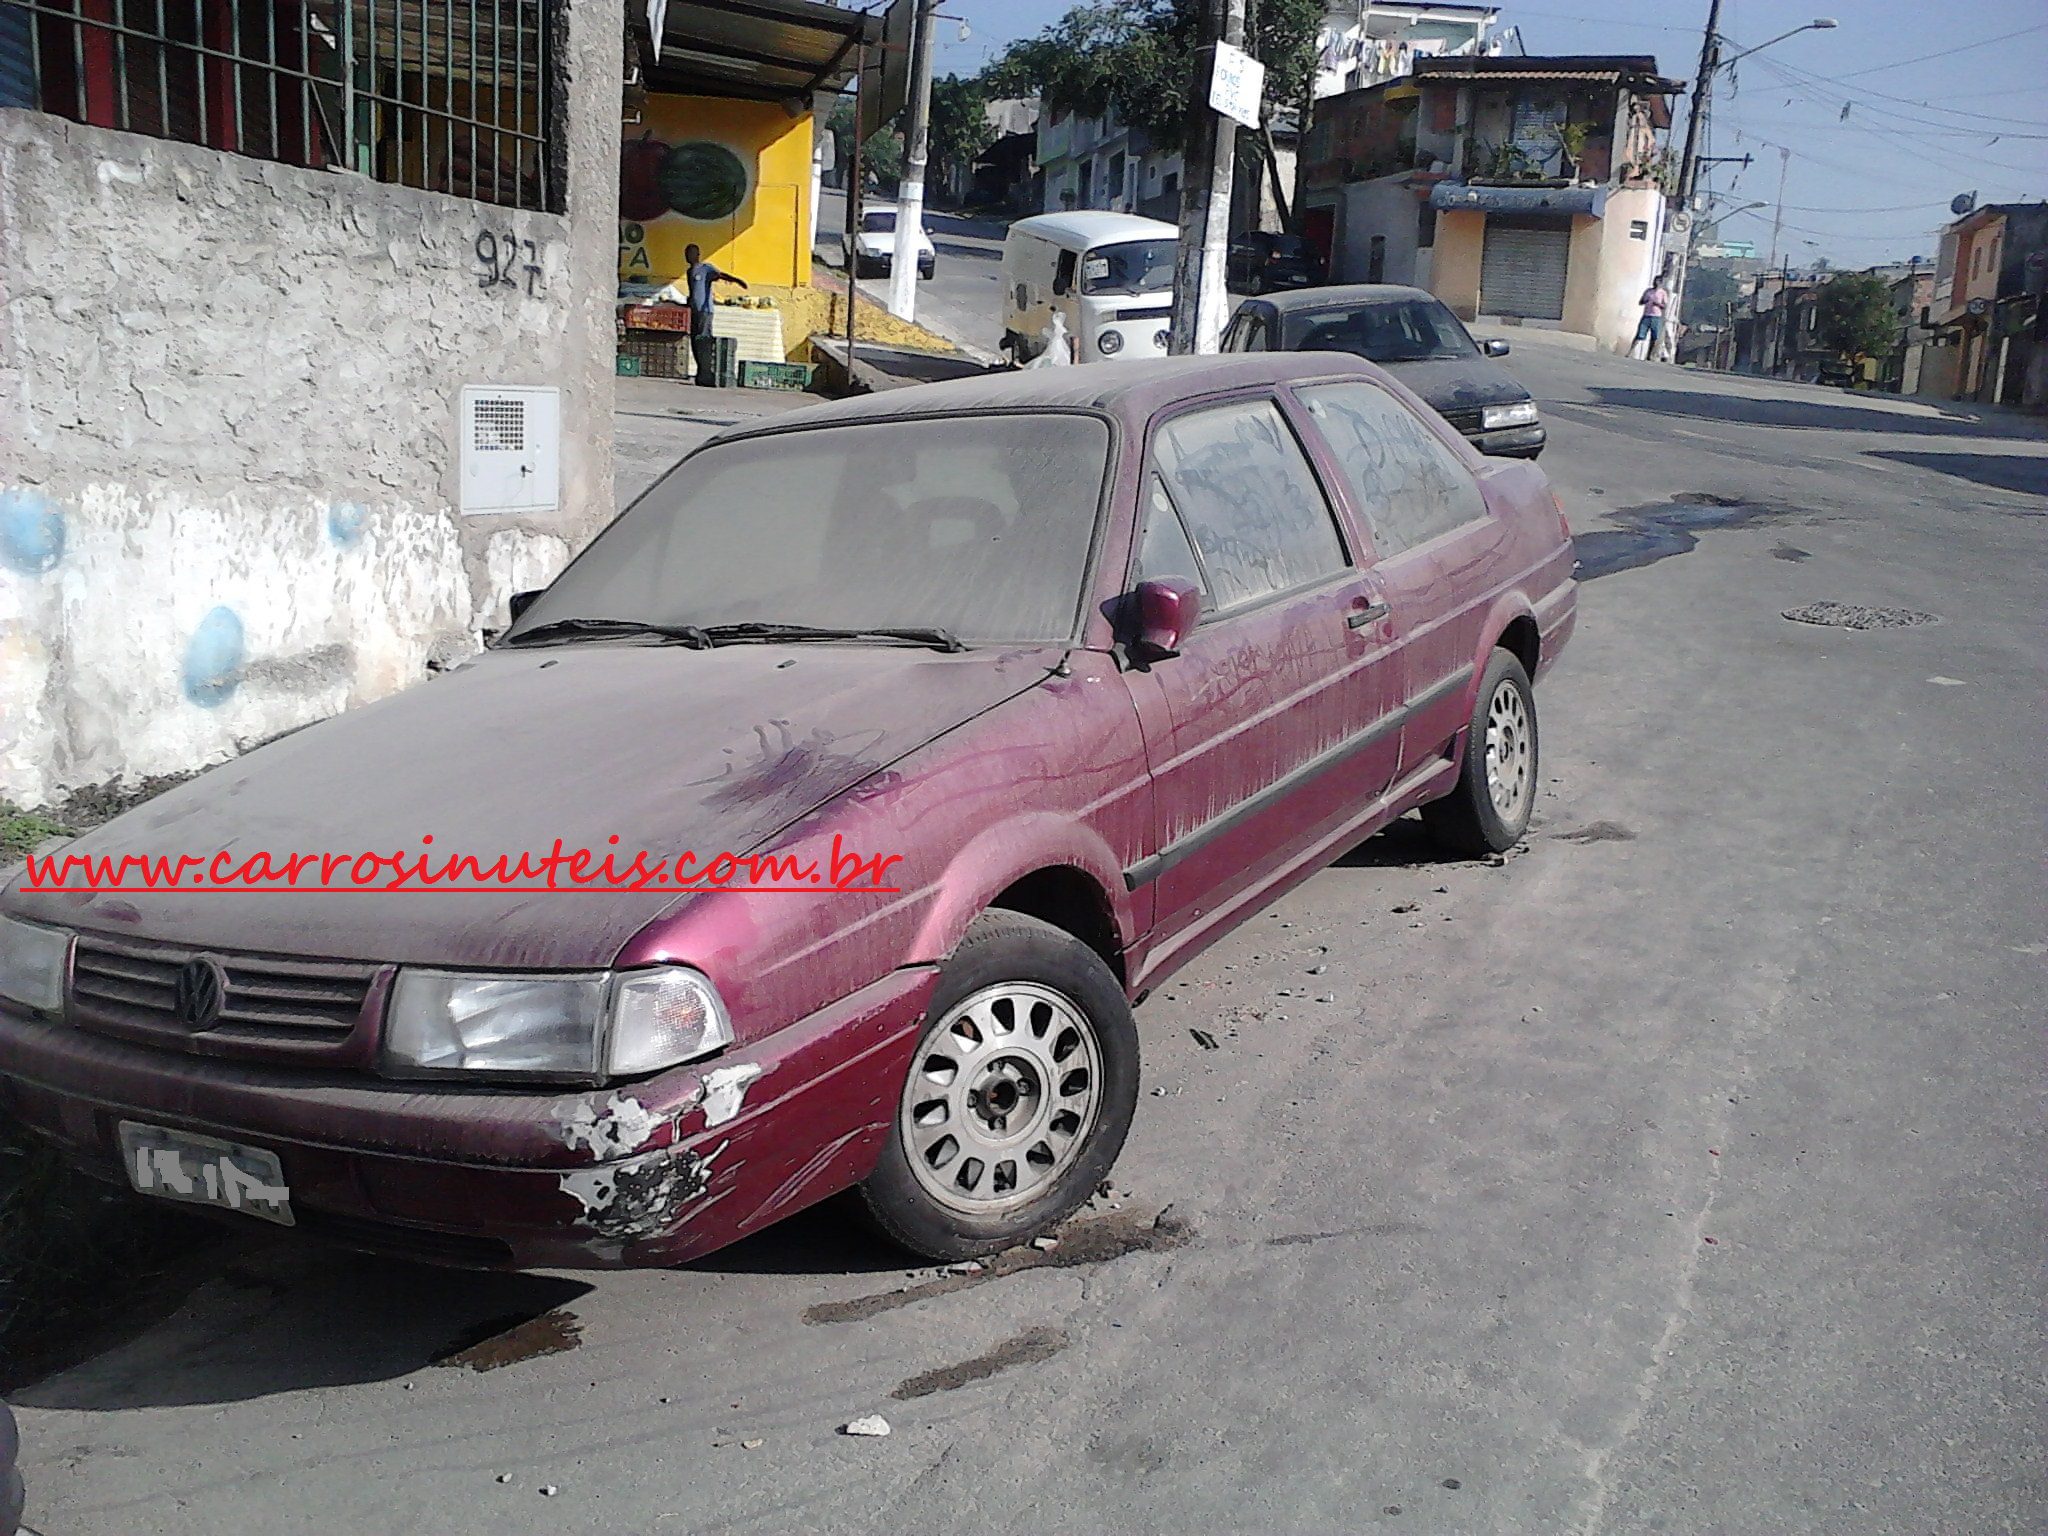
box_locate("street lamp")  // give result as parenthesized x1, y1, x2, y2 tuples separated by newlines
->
(1662, 5, 1834, 361)
(1719, 19, 1837, 71)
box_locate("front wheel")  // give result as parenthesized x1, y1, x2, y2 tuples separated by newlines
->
(860, 912, 1138, 1260)
(1422, 648, 1538, 856)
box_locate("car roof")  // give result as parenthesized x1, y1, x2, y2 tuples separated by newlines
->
(1009, 211, 1180, 248)
(1252, 284, 1441, 314)
(711, 354, 1392, 442)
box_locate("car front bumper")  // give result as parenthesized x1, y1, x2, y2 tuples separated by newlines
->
(0, 966, 938, 1269)
(1464, 423, 1547, 458)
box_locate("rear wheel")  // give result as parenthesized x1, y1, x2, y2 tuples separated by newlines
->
(860, 912, 1138, 1260)
(1423, 648, 1537, 856)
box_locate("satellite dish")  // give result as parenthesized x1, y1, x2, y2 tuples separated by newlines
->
(1950, 191, 1977, 216)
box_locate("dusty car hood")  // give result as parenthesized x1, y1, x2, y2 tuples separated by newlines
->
(6, 643, 1058, 968)
(1372, 357, 1531, 413)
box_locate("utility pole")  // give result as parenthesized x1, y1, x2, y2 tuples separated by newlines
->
(845, 42, 867, 366)
(1661, 0, 1722, 362)
(1169, 0, 1247, 355)
(888, 0, 938, 320)
(1767, 144, 1790, 272)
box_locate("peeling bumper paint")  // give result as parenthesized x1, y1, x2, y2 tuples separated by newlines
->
(0, 965, 939, 1268)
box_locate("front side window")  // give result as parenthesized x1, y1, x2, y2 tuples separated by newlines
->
(1151, 400, 1349, 610)
(512, 415, 1113, 645)
(1083, 239, 1177, 295)
(1298, 383, 1487, 557)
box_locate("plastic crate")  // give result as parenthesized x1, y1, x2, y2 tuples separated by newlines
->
(711, 335, 739, 389)
(738, 360, 814, 392)
(615, 354, 643, 377)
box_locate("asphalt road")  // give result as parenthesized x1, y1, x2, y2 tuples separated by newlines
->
(13, 345, 2046, 1536)
(814, 189, 1009, 356)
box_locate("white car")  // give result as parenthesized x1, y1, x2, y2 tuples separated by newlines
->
(852, 204, 936, 280)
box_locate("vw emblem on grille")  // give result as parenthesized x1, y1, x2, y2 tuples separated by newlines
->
(175, 958, 226, 1031)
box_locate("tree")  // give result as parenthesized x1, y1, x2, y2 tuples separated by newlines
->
(1817, 272, 1895, 364)
(987, 0, 1324, 228)
(1680, 266, 1740, 328)
(929, 74, 998, 201)
(826, 97, 903, 192)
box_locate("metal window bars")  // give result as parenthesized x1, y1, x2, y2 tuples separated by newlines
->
(0, 0, 558, 212)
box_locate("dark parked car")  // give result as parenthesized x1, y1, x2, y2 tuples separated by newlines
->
(1224, 285, 1546, 458)
(1, 1399, 21, 1536)
(0, 356, 1575, 1271)
(1228, 231, 1327, 294)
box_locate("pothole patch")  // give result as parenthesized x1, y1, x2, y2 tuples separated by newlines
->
(1782, 601, 1941, 631)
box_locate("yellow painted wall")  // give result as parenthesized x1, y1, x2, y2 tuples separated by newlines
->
(617, 95, 813, 289)
(1431, 210, 1485, 319)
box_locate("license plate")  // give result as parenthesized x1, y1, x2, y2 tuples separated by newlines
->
(117, 1121, 295, 1226)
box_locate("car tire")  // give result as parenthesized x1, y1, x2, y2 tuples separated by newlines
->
(920, 259, 936, 280)
(860, 911, 1139, 1261)
(1423, 647, 1538, 857)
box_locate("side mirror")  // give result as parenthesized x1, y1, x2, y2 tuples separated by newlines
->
(508, 589, 542, 622)
(1130, 578, 1202, 661)
(1482, 337, 1511, 357)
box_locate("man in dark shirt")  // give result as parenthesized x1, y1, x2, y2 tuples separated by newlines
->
(684, 244, 748, 386)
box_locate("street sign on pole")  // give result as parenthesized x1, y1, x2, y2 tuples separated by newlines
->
(858, 0, 916, 143)
(1209, 40, 1264, 129)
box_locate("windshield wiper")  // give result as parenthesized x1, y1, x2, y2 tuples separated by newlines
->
(503, 617, 711, 649)
(700, 622, 966, 653)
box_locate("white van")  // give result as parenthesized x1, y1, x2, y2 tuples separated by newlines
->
(1000, 211, 1181, 364)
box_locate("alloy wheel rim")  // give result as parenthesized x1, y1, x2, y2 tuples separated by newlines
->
(1484, 681, 1533, 823)
(901, 981, 1103, 1215)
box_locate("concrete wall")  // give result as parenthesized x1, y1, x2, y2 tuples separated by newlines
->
(0, 3, 621, 808)
(1431, 208, 1485, 318)
(1331, 177, 1425, 284)
(1559, 187, 1663, 353)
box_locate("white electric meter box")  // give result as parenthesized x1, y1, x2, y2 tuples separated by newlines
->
(460, 385, 561, 516)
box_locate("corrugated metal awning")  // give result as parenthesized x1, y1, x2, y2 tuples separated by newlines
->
(640, 0, 883, 101)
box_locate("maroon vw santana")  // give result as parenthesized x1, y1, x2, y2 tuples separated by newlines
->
(0, 355, 1575, 1268)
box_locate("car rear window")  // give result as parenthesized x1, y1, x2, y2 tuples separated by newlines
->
(514, 415, 1113, 644)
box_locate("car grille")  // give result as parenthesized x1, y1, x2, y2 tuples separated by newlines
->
(1440, 406, 1486, 436)
(1115, 306, 1172, 322)
(68, 934, 380, 1054)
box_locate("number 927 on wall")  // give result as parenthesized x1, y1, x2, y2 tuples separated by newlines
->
(118, 1121, 295, 1226)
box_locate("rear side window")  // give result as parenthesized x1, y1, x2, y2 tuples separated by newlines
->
(1151, 400, 1349, 610)
(1297, 382, 1488, 558)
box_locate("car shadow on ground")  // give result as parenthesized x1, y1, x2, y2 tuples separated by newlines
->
(1868, 449, 2048, 501)
(1587, 386, 2021, 438)
(13, 1200, 906, 1411)
(1334, 816, 1471, 869)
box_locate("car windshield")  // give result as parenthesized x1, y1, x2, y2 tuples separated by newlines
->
(1289, 299, 1478, 362)
(1082, 239, 1177, 295)
(860, 210, 896, 232)
(507, 415, 1112, 645)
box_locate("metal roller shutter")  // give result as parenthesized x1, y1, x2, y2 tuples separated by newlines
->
(1480, 223, 1570, 321)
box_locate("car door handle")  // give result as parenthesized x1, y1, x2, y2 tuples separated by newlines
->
(1347, 603, 1390, 629)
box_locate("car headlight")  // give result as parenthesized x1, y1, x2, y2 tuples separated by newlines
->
(1097, 328, 1124, 355)
(1482, 400, 1540, 430)
(0, 914, 70, 1014)
(381, 965, 731, 1082)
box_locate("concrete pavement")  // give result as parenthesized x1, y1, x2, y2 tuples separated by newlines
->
(12, 347, 2045, 1536)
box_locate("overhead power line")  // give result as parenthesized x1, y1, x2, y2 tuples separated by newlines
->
(1833, 21, 2048, 81)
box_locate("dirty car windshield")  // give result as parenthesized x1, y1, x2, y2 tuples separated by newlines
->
(861, 210, 896, 232)
(509, 415, 1112, 644)
(1082, 239, 1177, 295)
(1292, 299, 1477, 362)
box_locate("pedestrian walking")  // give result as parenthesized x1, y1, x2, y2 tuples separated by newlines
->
(684, 244, 747, 387)
(1633, 272, 1672, 361)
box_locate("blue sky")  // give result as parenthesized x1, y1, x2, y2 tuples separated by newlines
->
(928, 0, 2048, 267)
